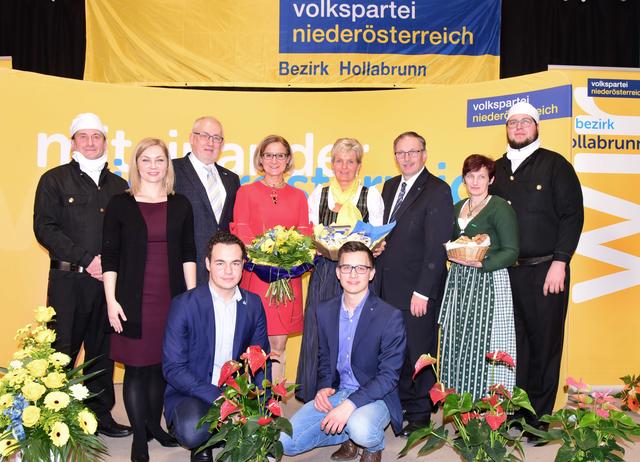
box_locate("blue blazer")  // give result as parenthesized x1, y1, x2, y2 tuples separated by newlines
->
(316, 293, 406, 434)
(173, 154, 240, 285)
(162, 284, 269, 424)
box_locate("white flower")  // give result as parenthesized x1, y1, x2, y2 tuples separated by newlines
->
(69, 384, 90, 401)
(9, 360, 23, 370)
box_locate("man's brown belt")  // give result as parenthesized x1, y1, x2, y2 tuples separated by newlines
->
(514, 255, 554, 267)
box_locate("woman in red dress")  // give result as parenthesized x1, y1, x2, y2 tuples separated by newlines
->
(232, 135, 311, 382)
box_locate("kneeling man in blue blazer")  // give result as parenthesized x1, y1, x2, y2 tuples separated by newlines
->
(163, 232, 269, 462)
(281, 241, 406, 462)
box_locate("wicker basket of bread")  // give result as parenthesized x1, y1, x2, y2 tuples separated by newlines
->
(445, 234, 490, 262)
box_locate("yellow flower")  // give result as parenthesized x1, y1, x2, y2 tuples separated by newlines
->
(78, 409, 98, 434)
(0, 393, 13, 410)
(34, 306, 56, 323)
(0, 438, 18, 457)
(44, 391, 70, 411)
(5, 369, 29, 387)
(49, 421, 70, 447)
(22, 405, 41, 427)
(260, 238, 275, 253)
(26, 359, 49, 377)
(35, 328, 56, 344)
(22, 381, 47, 402)
(43, 372, 66, 389)
(48, 352, 71, 367)
(69, 383, 90, 401)
(13, 348, 31, 360)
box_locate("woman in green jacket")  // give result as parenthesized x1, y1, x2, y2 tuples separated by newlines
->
(438, 154, 519, 401)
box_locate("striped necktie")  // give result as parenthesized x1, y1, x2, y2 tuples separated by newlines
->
(205, 164, 223, 222)
(388, 181, 407, 223)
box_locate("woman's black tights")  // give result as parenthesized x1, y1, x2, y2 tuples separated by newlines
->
(123, 364, 171, 457)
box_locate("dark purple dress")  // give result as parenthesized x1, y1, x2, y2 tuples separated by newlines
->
(110, 201, 171, 366)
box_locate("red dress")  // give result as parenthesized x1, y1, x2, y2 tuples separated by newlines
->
(232, 181, 311, 336)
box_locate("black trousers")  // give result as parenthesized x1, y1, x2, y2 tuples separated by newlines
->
(399, 300, 439, 423)
(508, 262, 570, 424)
(46, 269, 115, 421)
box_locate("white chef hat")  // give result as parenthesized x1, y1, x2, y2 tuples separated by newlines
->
(70, 113, 106, 137)
(506, 102, 540, 124)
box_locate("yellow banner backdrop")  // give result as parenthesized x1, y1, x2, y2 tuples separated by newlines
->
(556, 67, 640, 383)
(84, 0, 500, 86)
(4, 68, 632, 404)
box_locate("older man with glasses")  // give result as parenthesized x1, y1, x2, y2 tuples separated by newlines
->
(374, 131, 454, 437)
(281, 241, 405, 462)
(490, 102, 584, 441)
(173, 116, 241, 285)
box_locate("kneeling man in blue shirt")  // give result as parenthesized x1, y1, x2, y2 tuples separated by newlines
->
(281, 241, 406, 462)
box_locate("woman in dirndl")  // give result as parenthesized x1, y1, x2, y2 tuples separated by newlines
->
(438, 154, 519, 401)
(295, 137, 384, 402)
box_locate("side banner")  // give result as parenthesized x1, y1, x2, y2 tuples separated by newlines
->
(1, 69, 578, 389)
(84, 0, 500, 86)
(558, 67, 640, 384)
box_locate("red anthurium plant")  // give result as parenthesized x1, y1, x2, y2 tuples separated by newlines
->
(197, 346, 297, 462)
(400, 351, 534, 462)
(524, 376, 640, 462)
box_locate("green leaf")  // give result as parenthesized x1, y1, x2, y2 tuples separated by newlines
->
(417, 433, 447, 456)
(555, 443, 578, 462)
(574, 427, 598, 450)
(511, 387, 536, 415)
(485, 441, 506, 462)
(399, 425, 431, 455)
(466, 419, 490, 445)
(274, 416, 292, 436)
(578, 411, 598, 427)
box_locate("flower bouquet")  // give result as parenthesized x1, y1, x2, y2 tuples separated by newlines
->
(523, 377, 640, 462)
(245, 226, 315, 304)
(0, 306, 107, 462)
(400, 352, 534, 462)
(614, 374, 640, 413)
(197, 345, 296, 462)
(313, 220, 396, 261)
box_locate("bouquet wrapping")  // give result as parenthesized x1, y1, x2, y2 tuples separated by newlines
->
(246, 226, 315, 304)
(313, 220, 396, 261)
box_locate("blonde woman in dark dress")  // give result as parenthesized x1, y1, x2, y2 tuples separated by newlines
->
(103, 138, 196, 462)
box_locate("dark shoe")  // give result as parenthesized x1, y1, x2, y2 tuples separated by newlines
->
(97, 419, 133, 438)
(130, 439, 149, 462)
(360, 449, 382, 462)
(330, 440, 360, 461)
(191, 448, 213, 462)
(400, 420, 429, 438)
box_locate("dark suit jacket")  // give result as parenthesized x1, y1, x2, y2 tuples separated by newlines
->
(162, 285, 269, 425)
(102, 193, 196, 338)
(375, 168, 454, 310)
(173, 154, 240, 285)
(316, 293, 406, 434)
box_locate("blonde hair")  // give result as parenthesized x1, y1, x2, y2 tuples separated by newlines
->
(331, 137, 364, 164)
(253, 135, 294, 174)
(127, 138, 175, 195)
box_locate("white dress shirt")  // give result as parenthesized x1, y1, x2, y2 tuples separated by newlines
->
(210, 284, 241, 386)
(189, 153, 227, 222)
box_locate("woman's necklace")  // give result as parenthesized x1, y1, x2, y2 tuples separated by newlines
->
(466, 194, 489, 218)
(262, 178, 286, 205)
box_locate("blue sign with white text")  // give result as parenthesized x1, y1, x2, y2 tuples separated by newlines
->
(279, 0, 501, 55)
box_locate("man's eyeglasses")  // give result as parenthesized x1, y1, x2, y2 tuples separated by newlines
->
(506, 118, 536, 128)
(262, 152, 289, 161)
(394, 149, 424, 159)
(337, 264, 372, 275)
(192, 131, 224, 144)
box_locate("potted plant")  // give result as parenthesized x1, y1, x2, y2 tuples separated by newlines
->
(400, 352, 534, 462)
(197, 345, 295, 461)
(524, 377, 640, 462)
(0, 306, 107, 461)
(614, 374, 640, 414)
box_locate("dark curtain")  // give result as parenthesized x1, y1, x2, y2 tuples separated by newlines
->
(0, 0, 85, 79)
(0, 0, 638, 81)
(501, 0, 640, 78)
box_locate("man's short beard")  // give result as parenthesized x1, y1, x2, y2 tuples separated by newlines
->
(507, 128, 539, 149)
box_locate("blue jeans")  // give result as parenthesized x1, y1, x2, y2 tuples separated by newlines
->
(280, 389, 390, 455)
